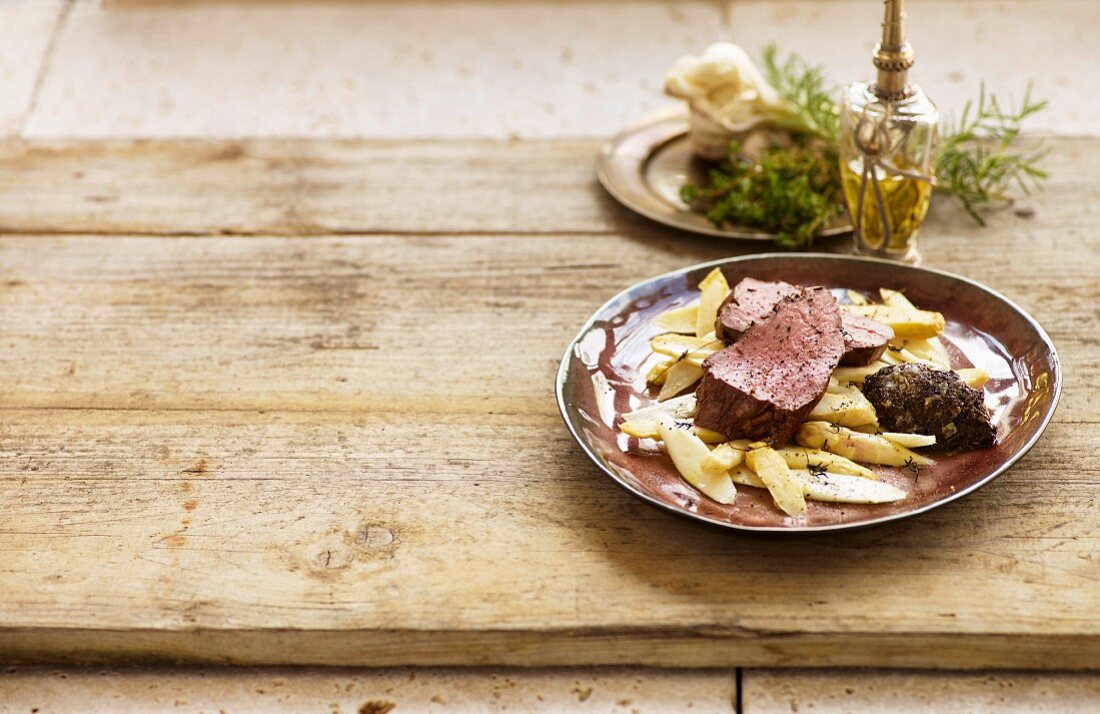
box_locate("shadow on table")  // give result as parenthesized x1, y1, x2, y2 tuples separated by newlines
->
(546, 444, 1007, 612)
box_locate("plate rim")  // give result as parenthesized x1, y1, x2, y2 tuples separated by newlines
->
(555, 253, 1063, 534)
(596, 106, 854, 241)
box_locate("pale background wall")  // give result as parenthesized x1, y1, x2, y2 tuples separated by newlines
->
(2, 0, 1098, 139)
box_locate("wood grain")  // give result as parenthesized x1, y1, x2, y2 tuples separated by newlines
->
(0, 137, 1094, 237)
(743, 669, 1100, 714)
(0, 665, 736, 714)
(0, 139, 1097, 667)
(0, 140, 620, 235)
(3, 666, 1098, 714)
(0, 231, 1094, 421)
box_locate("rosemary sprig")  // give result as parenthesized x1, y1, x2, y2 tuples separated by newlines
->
(935, 83, 1049, 225)
(760, 45, 839, 151)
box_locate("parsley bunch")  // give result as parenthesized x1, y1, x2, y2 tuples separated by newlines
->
(682, 142, 840, 249)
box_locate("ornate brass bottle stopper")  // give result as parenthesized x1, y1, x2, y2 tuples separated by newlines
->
(872, 0, 914, 100)
(839, 0, 939, 264)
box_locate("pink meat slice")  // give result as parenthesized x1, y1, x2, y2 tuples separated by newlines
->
(694, 287, 846, 446)
(714, 278, 799, 342)
(840, 311, 894, 366)
(715, 277, 893, 366)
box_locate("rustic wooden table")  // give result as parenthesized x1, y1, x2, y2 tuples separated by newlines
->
(0, 138, 1096, 673)
(2, 1, 1099, 711)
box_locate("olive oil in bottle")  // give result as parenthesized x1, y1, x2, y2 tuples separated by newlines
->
(839, 133, 934, 253)
(839, 0, 937, 263)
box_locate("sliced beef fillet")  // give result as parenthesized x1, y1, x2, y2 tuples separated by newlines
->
(863, 363, 995, 452)
(714, 278, 799, 342)
(715, 277, 892, 366)
(840, 312, 894, 366)
(695, 287, 846, 446)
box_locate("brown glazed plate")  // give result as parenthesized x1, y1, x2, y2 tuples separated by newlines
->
(556, 254, 1061, 533)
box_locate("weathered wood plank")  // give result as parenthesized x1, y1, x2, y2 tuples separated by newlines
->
(7, 664, 1098, 713)
(0, 232, 1094, 421)
(743, 669, 1100, 713)
(0, 140, 621, 235)
(0, 137, 1095, 237)
(0, 407, 1096, 666)
(0, 665, 738, 713)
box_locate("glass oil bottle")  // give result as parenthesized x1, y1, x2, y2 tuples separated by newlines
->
(839, 0, 937, 263)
